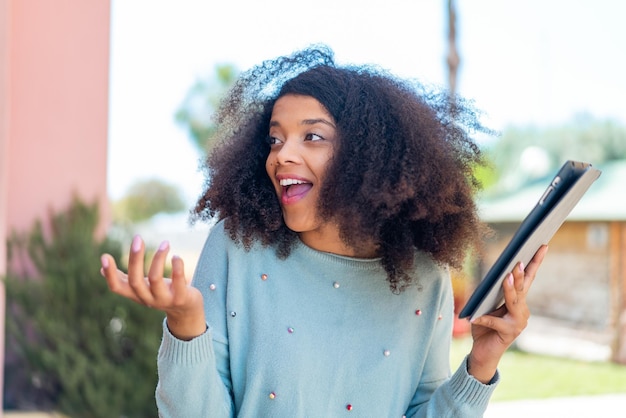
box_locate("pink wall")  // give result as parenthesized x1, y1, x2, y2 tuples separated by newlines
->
(0, 0, 9, 412)
(6, 0, 111, 233)
(0, 0, 111, 410)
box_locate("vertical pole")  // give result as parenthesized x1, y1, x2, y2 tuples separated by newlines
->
(446, 0, 460, 98)
(612, 222, 626, 364)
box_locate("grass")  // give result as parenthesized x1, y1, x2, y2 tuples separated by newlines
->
(450, 337, 626, 401)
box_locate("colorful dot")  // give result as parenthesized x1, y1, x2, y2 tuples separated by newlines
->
(437, 314, 443, 320)
(333, 282, 340, 289)
(383, 349, 391, 357)
(261, 273, 268, 281)
(230, 311, 236, 317)
(346, 404, 353, 411)
(209, 284, 216, 291)
(287, 327, 294, 333)
(269, 392, 276, 399)
(415, 309, 422, 316)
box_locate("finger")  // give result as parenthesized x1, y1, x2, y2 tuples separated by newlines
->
(484, 302, 508, 319)
(504, 272, 518, 300)
(473, 273, 521, 326)
(127, 235, 153, 304)
(523, 245, 549, 284)
(503, 269, 530, 333)
(473, 310, 525, 343)
(147, 241, 171, 300)
(100, 253, 121, 291)
(100, 254, 142, 304)
(473, 319, 525, 346)
(496, 272, 517, 310)
(170, 255, 188, 305)
(471, 311, 506, 333)
(503, 270, 528, 318)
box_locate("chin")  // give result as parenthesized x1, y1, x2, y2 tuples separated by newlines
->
(281, 215, 315, 234)
(283, 221, 308, 233)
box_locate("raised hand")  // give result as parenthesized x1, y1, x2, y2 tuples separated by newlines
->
(466, 245, 549, 383)
(100, 235, 206, 340)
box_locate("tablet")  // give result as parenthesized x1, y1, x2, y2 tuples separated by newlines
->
(459, 160, 602, 321)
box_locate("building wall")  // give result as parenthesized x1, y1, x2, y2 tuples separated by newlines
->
(480, 221, 620, 330)
(6, 0, 111, 234)
(0, 0, 10, 409)
(529, 222, 612, 327)
(1, 0, 111, 408)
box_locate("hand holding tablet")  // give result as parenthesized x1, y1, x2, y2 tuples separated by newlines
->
(459, 160, 602, 321)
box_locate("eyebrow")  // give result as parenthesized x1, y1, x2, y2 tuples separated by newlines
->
(302, 118, 336, 128)
(269, 118, 336, 128)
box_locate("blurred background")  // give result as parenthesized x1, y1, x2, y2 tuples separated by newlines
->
(1, 0, 625, 416)
(109, 0, 626, 205)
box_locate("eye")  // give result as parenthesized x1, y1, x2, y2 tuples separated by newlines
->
(266, 135, 283, 146)
(304, 133, 324, 142)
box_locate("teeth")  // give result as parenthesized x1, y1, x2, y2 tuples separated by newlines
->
(279, 179, 307, 186)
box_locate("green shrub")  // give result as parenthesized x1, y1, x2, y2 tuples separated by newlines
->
(3, 197, 164, 417)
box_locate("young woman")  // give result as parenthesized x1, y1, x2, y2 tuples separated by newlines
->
(100, 46, 547, 417)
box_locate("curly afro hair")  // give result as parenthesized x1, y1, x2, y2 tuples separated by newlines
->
(193, 45, 491, 292)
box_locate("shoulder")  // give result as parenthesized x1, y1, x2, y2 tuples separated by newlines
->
(193, 219, 238, 281)
(412, 250, 450, 281)
(198, 218, 277, 266)
(205, 218, 229, 245)
(201, 219, 244, 254)
(192, 218, 275, 295)
(410, 250, 453, 299)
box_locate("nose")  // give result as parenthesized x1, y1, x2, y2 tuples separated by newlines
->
(275, 139, 303, 165)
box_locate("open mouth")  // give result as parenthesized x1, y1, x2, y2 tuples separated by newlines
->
(280, 178, 313, 202)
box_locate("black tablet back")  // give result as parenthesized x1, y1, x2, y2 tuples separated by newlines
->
(459, 161, 602, 320)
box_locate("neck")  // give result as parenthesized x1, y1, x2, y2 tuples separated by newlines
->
(299, 225, 378, 259)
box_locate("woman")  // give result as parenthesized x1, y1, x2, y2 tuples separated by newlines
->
(100, 46, 547, 417)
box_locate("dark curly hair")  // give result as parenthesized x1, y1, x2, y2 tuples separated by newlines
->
(193, 45, 490, 292)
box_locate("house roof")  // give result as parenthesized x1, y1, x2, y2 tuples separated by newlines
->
(478, 159, 626, 222)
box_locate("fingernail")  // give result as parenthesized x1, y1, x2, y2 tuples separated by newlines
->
(159, 240, 170, 251)
(507, 273, 514, 286)
(518, 262, 525, 273)
(132, 235, 142, 252)
(100, 255, 109, 269)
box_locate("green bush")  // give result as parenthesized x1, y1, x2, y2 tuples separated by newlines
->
(3, 197, 164, 417)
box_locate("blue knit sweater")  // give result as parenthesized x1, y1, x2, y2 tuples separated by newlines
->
(156, 221, 498, 417)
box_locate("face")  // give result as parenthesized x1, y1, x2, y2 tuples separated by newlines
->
(265, 94, 339, 251)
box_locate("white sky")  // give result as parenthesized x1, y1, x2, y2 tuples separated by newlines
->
(108, 0, 626, 205)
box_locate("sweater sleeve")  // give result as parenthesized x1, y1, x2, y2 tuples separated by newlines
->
(405, 270, 498, 417)
(406, 356, 499, 418)
(156, 322, 234, 417)
(155, 222, 235, 417)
